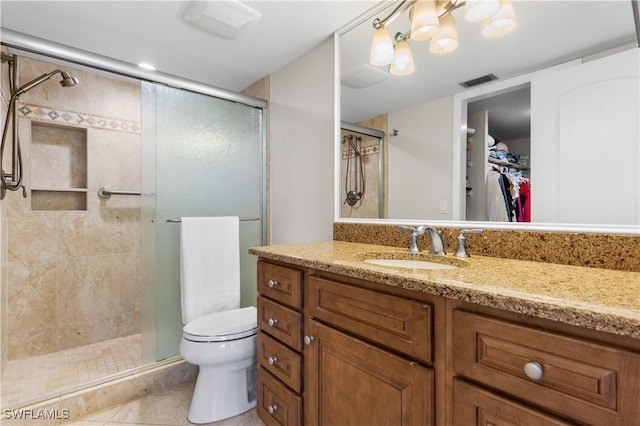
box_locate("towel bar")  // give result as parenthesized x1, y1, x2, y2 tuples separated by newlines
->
(165, 217, 260, 223)
(98, 187, 141, 199)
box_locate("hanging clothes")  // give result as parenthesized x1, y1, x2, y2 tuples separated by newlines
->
(486, 170, 510, 221)
(519, 181, 531, 222)
(486, 167, 531, 222)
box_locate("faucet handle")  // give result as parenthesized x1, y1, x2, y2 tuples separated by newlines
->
(399, 225, 430, 236)
(454, 228, 483, 258)
(460, 228, 483, 237)
(398, 225, 422, 253)
(398, 225, 416, 234)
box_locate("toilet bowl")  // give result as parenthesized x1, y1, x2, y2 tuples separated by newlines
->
(180, 306, 258, 424)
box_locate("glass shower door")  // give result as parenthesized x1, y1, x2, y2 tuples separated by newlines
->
(141, 83, 264, 362)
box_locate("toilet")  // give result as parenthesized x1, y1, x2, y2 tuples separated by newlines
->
(180, 306, 258, 424)
(178, 216, 257, 424)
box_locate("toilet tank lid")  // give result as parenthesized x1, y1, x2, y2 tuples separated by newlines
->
(183, 306, 257, 339)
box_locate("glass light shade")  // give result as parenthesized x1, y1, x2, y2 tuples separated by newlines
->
(464, 0, 501, 22)
(410, 0, 440, 41)
(389, 40, 415, 76)
(481, 0, 517, 37)
(429, 14, 458, 54)
(370, 27, 395, 66)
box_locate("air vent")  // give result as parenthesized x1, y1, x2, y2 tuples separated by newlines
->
(342, 64, 390, 89)
(182, 0, 261, 40)
(460, 73, 498, 88)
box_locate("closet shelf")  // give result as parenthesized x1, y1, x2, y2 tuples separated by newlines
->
(488, 157, 529, 170)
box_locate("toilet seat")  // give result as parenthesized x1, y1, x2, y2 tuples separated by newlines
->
(183, 306, 257, 342)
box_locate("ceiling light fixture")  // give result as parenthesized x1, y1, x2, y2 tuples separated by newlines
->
(370, 0, 517, 76)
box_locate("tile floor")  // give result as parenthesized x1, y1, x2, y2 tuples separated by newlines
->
(69, 381, 265, 426)
(2, 334, 141, 408)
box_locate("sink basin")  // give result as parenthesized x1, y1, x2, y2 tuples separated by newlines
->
(363, 258, 461, 270)
(361, 253, 469, 270)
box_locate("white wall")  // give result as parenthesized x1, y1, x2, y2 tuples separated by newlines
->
(531, 48, 639, 225)
(269, 39, 335, 244)
(387, 96, 454, 220)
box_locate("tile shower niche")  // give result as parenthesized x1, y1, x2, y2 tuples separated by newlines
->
(30, 122, 88, 211)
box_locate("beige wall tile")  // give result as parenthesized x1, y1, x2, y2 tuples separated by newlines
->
(6, 54, 142, 361)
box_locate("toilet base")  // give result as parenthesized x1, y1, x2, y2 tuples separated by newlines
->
(187, 362, 257, 424)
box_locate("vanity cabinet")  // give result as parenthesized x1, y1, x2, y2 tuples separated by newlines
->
(255, 257, 640, 426)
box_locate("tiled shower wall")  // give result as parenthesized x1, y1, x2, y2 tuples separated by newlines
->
(4, 56, 142, 360)
(340, 130, 382, 219)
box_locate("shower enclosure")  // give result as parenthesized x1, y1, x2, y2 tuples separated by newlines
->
(340, 123, 385, 219)
(0, 49, 264, 408)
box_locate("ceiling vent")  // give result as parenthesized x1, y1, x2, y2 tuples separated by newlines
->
(342, 64, 391, 89)
(460, 73, 499, 88)
(182, 0, 261, 40)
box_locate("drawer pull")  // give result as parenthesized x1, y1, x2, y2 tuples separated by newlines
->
(268, 356, 278, 365)
(304, 335, 315, 345)
(267, 405, 278, 414)
(524, 361, 544, 380)
(267, 318, 278, 327)
(268, 279, 278, 288)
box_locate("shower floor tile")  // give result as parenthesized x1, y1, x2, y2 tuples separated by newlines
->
(1, 334, 141, 408)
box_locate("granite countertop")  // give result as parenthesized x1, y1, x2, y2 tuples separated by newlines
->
(249, 241, 640, 339)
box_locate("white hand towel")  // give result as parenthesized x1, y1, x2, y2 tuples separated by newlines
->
(180, 216, 240, 324)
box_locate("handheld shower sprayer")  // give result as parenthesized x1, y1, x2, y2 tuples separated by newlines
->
(14, 69, 79, 95)
(1, 60, 80, 200)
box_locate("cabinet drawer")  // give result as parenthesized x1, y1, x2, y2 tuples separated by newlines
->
(306, 275, 433, 363)
(453, 379, 573, 425)
(257, 331, 302, 394)
(258, 261, 303, 309)
(258, 295, 303, 351)
(452, 310, 640, 425)
(257, 367, 302, 426)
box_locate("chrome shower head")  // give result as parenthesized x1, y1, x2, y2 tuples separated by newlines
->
(14, 69, 79, 96)
(59, 71, 79, 87)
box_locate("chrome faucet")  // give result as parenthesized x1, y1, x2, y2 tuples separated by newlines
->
(399, 225, 446, 255)
(454, 228, 483, 258)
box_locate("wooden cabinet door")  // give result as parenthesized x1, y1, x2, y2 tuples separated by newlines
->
(304, 319, 433, 426)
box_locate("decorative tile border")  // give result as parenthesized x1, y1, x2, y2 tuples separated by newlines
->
(17, 103, 140, 135)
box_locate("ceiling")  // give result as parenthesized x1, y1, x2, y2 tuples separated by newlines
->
(340, 1, 639, 139)
(0, 0, 378, 92)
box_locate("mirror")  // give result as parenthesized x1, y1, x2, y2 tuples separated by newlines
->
(337, 1, 640, 232)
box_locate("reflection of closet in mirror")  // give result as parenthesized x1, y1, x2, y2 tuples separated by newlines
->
(340, 123, 384, 219)
(466, 86, 531, 222)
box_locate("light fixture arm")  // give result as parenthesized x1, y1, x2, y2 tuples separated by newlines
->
(373, 0, 414, 29)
